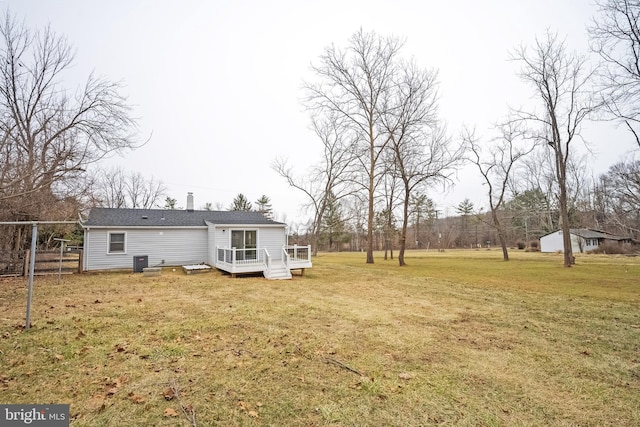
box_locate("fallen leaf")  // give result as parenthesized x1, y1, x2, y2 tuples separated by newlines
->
(163, 408, 178, 417)
(163, 387, 175, 400)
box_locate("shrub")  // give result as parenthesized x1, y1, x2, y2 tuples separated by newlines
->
(525, 241, 540, 252)
(517, 241, 526, 250)
(588, 242, 636, 255)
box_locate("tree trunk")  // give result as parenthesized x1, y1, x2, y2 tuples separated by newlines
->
(493, 212, 509, 261)
(366, 132, 375, 264)
(556, 146, 574, 267)
(559, 184, 574, 267)
(398, 187, 410, 266)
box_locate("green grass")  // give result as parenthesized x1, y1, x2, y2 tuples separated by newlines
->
(1, 249, 639, 426)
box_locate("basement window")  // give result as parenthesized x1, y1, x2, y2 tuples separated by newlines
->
(108, 232, 126, 254)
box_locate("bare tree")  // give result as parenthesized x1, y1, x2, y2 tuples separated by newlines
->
(604, 159, 640, 236)
(0, 13, 138, 202)
(0, 12, 138, 250)
(391, 123, 462, 265)
(89, 166, 166, 209)
(273, 114, 356, 255)
(518, 149, 558, 233)
(305, 29, 403, 264)
(381, 60, 464, 265)
(589, 0, 640, 146)
(378, 169, 400, 260)
(464, 124, 534, 261)
(511, 31, 600, 267)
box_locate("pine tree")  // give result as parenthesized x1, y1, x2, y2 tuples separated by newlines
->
(229, 194, 253, 211)
(255, 195, 273, 219)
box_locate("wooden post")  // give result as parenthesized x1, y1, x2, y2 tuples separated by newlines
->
(77, 249, 84, 273)
(23, 249, 30, 277)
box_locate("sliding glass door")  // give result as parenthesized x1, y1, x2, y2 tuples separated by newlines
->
(231, 230, 257, 261)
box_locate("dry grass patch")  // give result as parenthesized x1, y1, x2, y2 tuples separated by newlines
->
(1, 250, 639, 426)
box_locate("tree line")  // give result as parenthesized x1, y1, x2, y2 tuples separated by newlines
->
(277, 0, 640, 267)
(1, 3, 639, 266)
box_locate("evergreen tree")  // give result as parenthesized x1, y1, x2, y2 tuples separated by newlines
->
(456, 199, 475, 247)
(255, 195, 273, 219)
(229, 193, 253, 211)
(321, 193, 348, 251)
(164, 197, 177, 210)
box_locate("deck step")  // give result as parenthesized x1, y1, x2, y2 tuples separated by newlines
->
(264, 265, 292, 280)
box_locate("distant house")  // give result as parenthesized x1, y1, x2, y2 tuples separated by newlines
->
(540, 228, 633, 253)
(81, 194, 311, 279)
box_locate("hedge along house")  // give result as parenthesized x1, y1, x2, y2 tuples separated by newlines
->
(540, 228, 634, 253)
(81, 194, 311, 279)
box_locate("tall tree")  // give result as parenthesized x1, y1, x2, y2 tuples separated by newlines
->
(589, 0, 640, 146)
(511, 31, 599, 267)
(464, 124, 534, 261)
(604, 159, 640, 236)
(320, 191, 349, 251)
(229, 193, 252, 211)
(0, 12, 138, 251)
(273, 114, 356, 256)
(305, 29, 403, 264)
(456, 198, 475, 248)
(382, 58, 463, 266)
(255, 194, 273, 219)
(410, 193, 435, 248)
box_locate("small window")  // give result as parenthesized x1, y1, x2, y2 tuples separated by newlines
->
(108, 232, 126, 253)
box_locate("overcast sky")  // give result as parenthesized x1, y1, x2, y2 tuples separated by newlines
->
(5, 1, 639, 226)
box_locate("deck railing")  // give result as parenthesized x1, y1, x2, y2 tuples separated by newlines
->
(282, 247, 290, 270)
(216, 247, 266, 266)
(215, 245, 311, 273)
(284, 245, 311, 264)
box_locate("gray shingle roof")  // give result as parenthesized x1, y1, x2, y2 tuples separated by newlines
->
(569, 228, 628, 240)
(82, 208, 285, 227)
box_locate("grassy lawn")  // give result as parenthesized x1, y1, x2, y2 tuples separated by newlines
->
(1, 249, 639, 426)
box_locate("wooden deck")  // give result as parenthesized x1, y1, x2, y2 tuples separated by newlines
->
(214, 245, 312, 278)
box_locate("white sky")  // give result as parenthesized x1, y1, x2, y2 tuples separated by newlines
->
(5, 0, 639, 226)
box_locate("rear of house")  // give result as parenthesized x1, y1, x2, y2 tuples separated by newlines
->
(81, 206, 311, 278)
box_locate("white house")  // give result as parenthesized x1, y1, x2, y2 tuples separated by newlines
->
(81, 196, 311, 279)
(540, 228, 632, 253)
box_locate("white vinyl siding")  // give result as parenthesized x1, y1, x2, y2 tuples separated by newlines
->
(210, 225, 286, 261)
(84, 227, 207, 271)
(540, 231, 601, 253)
(85, 223, 288, 272)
